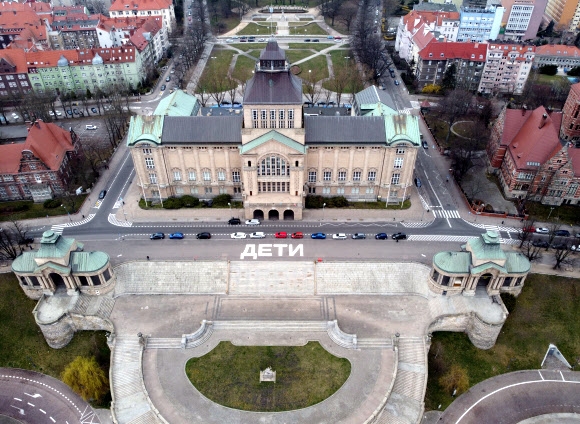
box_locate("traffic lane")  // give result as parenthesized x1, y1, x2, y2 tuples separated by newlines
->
(0, 368, 99, 424)
(79, 236, 462, 265)
(440, 370, 580, 424)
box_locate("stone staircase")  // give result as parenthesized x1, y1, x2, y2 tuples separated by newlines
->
(111, 336, 160, 424)
(145, 338, 183, 349)
(357, 338, 393, 349)
(71, 294, 115, 318)
(316, 262, 431, 297)
(228, 261, 315, 295)
(71, 294, 91, 314)
(113, 261, 228, 296)
(212, 320, 328, 332)
(372, 337, 427, 424)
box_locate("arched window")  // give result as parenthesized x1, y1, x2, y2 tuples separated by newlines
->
(337, 168, 347, 182)
(323, 169, 332, 182)
(217, 168, 226, 181)
(352, 168, 362, 182)
(367, 168, 377, 182)
(202, 168, 211, 182)
(172, 168, 181, 181)
(258, 155, 288, 176)
(187, 168, 196, 181)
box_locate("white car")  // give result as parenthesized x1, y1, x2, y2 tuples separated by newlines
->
(245, 219, 261, 225)
(250, 232, 266, 239)
(535, 227, 549, 234)
(85, 125, 97, 130)
(230, 232, 247, 239)
(332, 233, 347, 240)
(571, 245, 578, 251)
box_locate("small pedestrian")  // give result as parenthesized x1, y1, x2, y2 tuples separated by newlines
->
(82, 214, 85, 219)
(146, 256, 150, 261)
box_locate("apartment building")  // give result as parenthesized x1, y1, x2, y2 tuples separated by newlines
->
(501, 0, 547, 41)
(109, 0, 176, 33)
(478, 43, 535, 95)
(457, 6, 505, 42)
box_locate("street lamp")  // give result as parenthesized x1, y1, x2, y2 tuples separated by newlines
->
(228, 202, 232, 214)
(322, 202, 326, 221)
(548, 206, 555, 219)
(61, 204, 72, 222)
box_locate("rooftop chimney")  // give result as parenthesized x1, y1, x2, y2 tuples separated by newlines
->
(539, 113, 548, 129)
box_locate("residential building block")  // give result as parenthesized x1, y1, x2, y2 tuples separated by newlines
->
(478, 43, 535, 95)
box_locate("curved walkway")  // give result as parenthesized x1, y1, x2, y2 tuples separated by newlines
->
(439, 370, 580, 424)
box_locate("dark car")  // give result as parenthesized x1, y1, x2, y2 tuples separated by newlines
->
(392, 232, 407, 240)
(414, 178, 421, 188)
(422, 140, 428, 149)
(66, 109, 73, 115)
(312, 39, 319, 42)
(304, 39, 311, 42)
(196, 232, 211, 239)
(554, 230, 571, 237)
(228, 217, 241, 225)
(160, 84, 166, 91)
(375, 233, 388, 240)
(532, 240, 549, 248)
(352, 233, 366, 239)
(311, 232, 326, 239)
(98, 189, 107, 199)
(91, 107, 98, 113)
(73, 108, 79, 115)
(169, 232, 184, 239)
(552, 243, 568, 250)
(150, 232, 165, 240)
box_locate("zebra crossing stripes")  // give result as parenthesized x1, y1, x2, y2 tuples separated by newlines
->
(401, 221, 431, 228)
(433, 209, 461, 219)
(50, 223, 67, 235)
(409, 234, 517, 244)
(50, 213, 96, 235)
(108, 213, 133, 227)
(468, 222, 520, 233)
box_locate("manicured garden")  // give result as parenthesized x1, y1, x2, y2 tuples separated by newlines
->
(185, 341, 351, 411)
(425, 274, 580, 410)
(0, 195, 87, 220)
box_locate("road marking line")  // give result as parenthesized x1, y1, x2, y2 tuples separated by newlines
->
(560, 370, 565, 381)
(539, 370, 544, 380)
(27, 402, 34, 407)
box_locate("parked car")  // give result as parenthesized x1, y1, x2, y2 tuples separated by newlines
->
(422, 141, 428, 149)
(275, 232, 288, 239)
(98, 190, 107, 199)
(522, 226, 536, 233)
(228, 217, 241, 225)
(150, 232, 165, 240)
(291, 232, 303, 239)
(169, 232, 184, 239)
(160, 84, 166, 91)
(375, 233, 388, 240)
(352, 233, 366, 239)
(535, 227, 549, 234)
(394, 80, 400, 86)
(250, 232, 266, 239)
(245, 219, 261, 225)
(165, 76, 171, 82)
(196, 232, 211, 239)
(91, 107, 98, 113)
(66, 109, 73, 115)
(551, 242, 568, 250)
(392, 232, 407, 240)
(231, 232, 247, 239)
(332, 233, 347, 240)
(73, 108, 79, 115)
(571, 245, 578, 251)
(532, 240, 549, 248)
(311, 232, 326, 239)
(554, 230, 571, 237)
(86, 125, 97, 130)
(414, 177, 421, 188)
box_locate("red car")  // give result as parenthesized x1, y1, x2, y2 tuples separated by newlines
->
(522, 227, 536, 233)
(291, 232, 303, 239)
(275, 232, 288, 239)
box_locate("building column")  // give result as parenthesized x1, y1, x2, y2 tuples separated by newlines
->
(347, 148, 354, 181)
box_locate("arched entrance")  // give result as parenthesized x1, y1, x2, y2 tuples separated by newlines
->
(477, 273, 493, 287)
(283, 209, 294, 220)
(49, 273, 66, 288)
(268, 209, 279, 220)
(253, 209, 264, 219)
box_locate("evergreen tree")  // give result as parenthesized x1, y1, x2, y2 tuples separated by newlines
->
(61, 356, 108, 402)
(441, 63, 457, 92)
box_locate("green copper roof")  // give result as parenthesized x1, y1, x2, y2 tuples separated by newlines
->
(154, 90, 199, 117)
(466, 231, 507, 262)
(127, 115, 164, 147)
(471, 262, 507, 275)
(11, 252, 37, 273)
(505, 252, 531, 274)
(240, 130, 306, 154)
(35, 230, 75, 259)
(364, 102, 399, 117)
(70, 251, 109, 273)
(384, 114, 421, 146)
(433, 251, 472, 273)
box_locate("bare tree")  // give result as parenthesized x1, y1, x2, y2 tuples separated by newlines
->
(546, 223, 562, 247)
(338, 4, 357, 32)
(437, 89, 473, 145)
(517, 219, 537, 248)
(0, 220, 30, 260)
(448, 119, 489, 182)
(552, 247, 576, 270)
(320, 0, 344, 27)
(302, 69, 323, 104)
(521, 241, 543, 262)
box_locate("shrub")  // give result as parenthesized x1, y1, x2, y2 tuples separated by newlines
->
(211, 194, 232, 207)
(180, 195, 199, 207)
(327, 196, 349, 207)
(500, 292, 517, 313)
(0, 201, 32, 214)
(422, 84, 442, 94)
(163, 197, 183, 209)
(43, 199, 62, 209)
(539, 65, 558, 76)
(567, 66, 580, 77)
(305, 195, 324, 209)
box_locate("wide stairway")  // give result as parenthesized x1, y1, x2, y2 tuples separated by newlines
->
(71, 294, 115, 318)
(111, 336, 161, 424)
(228, 261, 315, 295)
(373, 337, 427, 424)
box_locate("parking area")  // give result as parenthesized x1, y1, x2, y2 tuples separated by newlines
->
(51, 117, 111, 150)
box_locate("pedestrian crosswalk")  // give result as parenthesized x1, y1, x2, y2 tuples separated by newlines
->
(401, 221, 431, 228)
(50, 214, 96, 235)
(108, 213, 133, 227)
(433, 209, 461, 219)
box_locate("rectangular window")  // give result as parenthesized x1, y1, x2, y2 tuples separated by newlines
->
(351, 187, 359, 194)
(34, 174, 42, 183)
(391, 173, 400, 185)
(232, 171, 240, 182)
(270, 110, 276, 128)
(203, 170, 211, 181)
(188, 170, 196, 181)
(145, 157, 155, 169)
(308, 171, 317, 183)
(338, 171, 346, 181)
(323, 171, 332, 181)
(396, 148, 405, 154)
(173, 170, 181, 181)
(217, 170, 226, 181)
(205, 187, 212, 194)
(143, 148, 152, 154)
(252, 109, 258, 128)
(394, 158, 403, 169)
(322, 187, 331, 194)
(288, 109, 294, 128)
(353, 171, 361, 181)
(336, 187, 344, 194)
(149, 173, 157, 184)
(368, 171, 376, 181)
(366, 187, 374, 194)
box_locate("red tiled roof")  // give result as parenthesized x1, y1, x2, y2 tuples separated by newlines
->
(504, 107, 563, 169)
(0, 121, 74, 174)
(24, 46, 137, 67)
(535, 44, 580, 58)
(419, 41, 487, 61)
(569, 147, 580, 177)
(129, 18, 161, 51)
(109, 0, 172, 12)
(412, 24, 435, 50)
(0, 9, 47, 41)
(0, 49, 28, 72)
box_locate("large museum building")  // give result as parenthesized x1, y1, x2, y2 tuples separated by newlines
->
(128, 40, 421, 220)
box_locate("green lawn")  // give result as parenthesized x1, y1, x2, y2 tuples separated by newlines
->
(425, 274, 580, 411)
(292, 55, 330, 80)
(236, 23, 277, 36)
(232, 55, 257, 81)
(186, 341, 351, 411)
(199, 49, 238, 88)
(0, 273, 111, 405)
(287, 42, 330, 52)
(0, 195, 88, 221)
(230, 43, 267, 52)
(285, 49, 317, 64)
(525, 201, 580, 226)
(288, 23, 328, 35)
